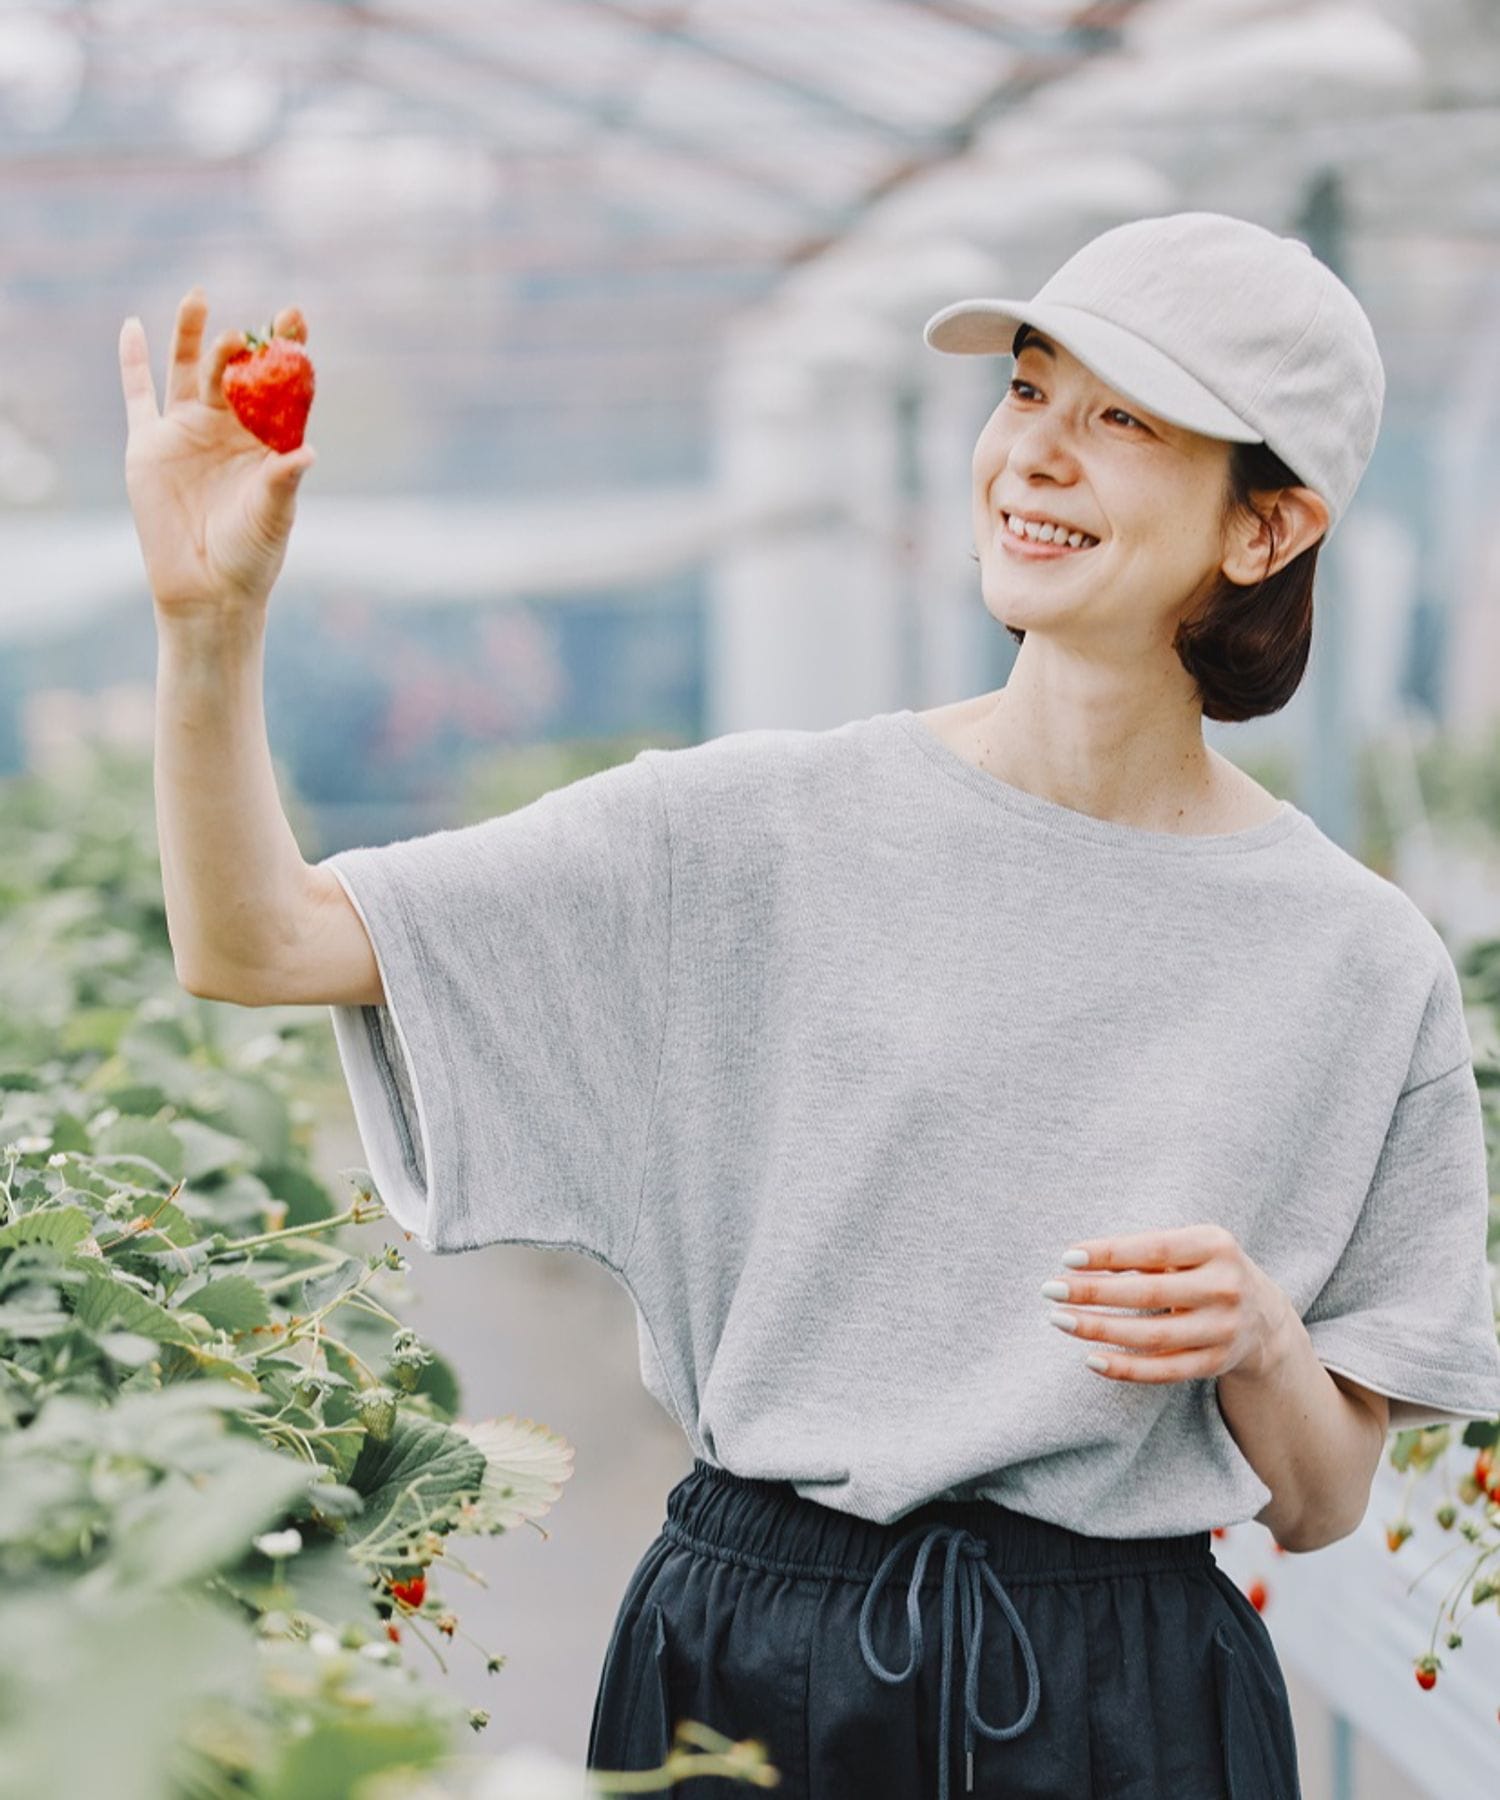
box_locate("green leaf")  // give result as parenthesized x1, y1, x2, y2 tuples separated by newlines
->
(300, 1256, 363, 1315)
(56, 1006, 137, 1057)
(257, 1711, 455, 1800)
(91, 1116, 185, 1186)
(449, 1414, 574, 1532)
(218, 1534, 375, 1630)
(44, 1110, 92, 1154)
(156, 1343, 263, 1390)
(261, 1160, 335, 1226)
(0, 1300, 72, 1337)
(297, 1479, 365, 1523)
(110, 1445, 313, 1589)
(0, 1205, 94, 1253)
(97, 1084, 170, 1118)
(188, 1275, 272, 1335)
(98, 1330, 161, 1368)
(75, 1274, 197, 1347)
(410, 1346, 461, 1419)
(118, 1014, 195, 1080)
(173, 1116, 253, 1183)
(0, 1587, 255, 1800)
(195, 1073, 291, 1168)
(344, 1412, 487, 1548)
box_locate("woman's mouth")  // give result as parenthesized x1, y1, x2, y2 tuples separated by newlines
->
(999, 513, 1101, 558)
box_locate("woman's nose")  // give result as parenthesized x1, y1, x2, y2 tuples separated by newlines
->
(1005, 423, 1078, 478)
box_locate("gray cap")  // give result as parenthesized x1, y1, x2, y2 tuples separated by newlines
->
(922, 210, 1384, 536)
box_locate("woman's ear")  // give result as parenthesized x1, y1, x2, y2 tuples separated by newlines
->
(1220, 485, 1330, 585)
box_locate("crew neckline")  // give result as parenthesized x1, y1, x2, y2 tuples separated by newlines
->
(884, 709, 1306, 856)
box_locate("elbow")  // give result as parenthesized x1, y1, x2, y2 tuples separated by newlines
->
(1277, 1510, 1361, 1555)
(176, 962, 209, 999)
(1271, 1479, 1377, 1555)
(175, 961, 254, 1005)
(176, 960, 220, 1001)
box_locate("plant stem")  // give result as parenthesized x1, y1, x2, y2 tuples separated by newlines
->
(216, 1197, 383, 1256)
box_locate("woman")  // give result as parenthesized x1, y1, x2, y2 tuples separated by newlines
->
(553, 212, 1499, 1798)
(119, 211, 1500, 1798)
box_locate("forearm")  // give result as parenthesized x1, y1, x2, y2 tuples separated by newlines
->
(153, 605, 312, 992)
(1215, 1298, 1386, 1552)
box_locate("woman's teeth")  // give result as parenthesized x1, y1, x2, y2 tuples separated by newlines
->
(1005, 513, 1099, 549)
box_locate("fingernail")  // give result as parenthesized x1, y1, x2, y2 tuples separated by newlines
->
(1047, 1310, 1078, 1332)
(1061, 1249, 1090, 1267)
(1039, 1280, 1070, 1300)
(1084, 1355, 1110, 1372)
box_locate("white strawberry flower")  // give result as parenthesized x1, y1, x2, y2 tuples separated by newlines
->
(253, 1528, 304, 1559)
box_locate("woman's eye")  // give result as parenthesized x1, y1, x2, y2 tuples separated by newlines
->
(1007, 379, 1144, 430)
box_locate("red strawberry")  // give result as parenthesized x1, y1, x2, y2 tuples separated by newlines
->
(390, 1574, 426, 1610)
(223, 326, 315, 453)
(1414, 1655, 1440, 1690)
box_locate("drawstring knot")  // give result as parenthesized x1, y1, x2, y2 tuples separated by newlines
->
(856, 1522, 1041, 1799)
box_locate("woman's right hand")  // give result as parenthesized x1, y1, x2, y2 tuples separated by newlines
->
(119, 287, 316, 618)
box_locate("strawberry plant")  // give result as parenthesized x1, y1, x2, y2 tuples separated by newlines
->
(0, 740, 778, 1799)
(0, 744, 571, 1799)
(1354, 928, 1500, 1701)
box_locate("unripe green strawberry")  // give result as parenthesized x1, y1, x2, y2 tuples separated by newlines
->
(223, 326, 315, 454)
(355, 1385, 397, 1442)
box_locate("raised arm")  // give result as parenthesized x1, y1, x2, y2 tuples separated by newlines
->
(121, 287, 382, 1008)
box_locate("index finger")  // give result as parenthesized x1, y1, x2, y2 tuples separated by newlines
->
(118, 315, 159, 435)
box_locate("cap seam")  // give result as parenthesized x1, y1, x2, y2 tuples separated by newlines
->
(1243, 279, 1326, 417)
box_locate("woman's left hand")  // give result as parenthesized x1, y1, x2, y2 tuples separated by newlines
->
(1041, 1223, 1293, 1384)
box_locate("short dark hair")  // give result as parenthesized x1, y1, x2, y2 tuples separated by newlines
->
(999, 322, 1322, 723)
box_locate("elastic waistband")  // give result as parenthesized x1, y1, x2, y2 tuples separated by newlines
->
(665, 1459, 1214, 1586)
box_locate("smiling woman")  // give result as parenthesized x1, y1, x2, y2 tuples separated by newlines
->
(581, 211, 1468, 1800)
(1000, 321, 1323, 725)
(975, 316, 1328, 728)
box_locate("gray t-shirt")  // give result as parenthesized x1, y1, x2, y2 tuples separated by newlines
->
(319, 707, 1500, 1535)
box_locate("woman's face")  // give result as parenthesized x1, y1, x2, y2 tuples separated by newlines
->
(970, 331, 1239, 657)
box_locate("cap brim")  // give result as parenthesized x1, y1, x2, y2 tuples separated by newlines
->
(922, 297, 1263, 443)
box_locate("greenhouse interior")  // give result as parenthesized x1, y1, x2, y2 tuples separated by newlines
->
(2, 2, 1500, 1798)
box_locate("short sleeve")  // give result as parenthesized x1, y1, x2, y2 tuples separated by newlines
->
(1303, 951, 1500, 1431)
(317, 747, 671, 1263)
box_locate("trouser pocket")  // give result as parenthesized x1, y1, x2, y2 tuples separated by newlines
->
(1212, 1619, 1301, 1800)
(586, 1535, 676, 1777)
(587, 1596, 673, 1777)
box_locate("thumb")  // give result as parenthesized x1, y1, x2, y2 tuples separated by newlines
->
(258, 445, 315, 533)
(273, 445, 316, 484)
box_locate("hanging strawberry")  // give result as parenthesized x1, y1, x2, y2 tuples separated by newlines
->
(390, 1574, 427, 1610)
(223, 324, 315, 454)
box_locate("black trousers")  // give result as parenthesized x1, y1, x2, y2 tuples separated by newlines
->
(586, 1458, 1302, 1800)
